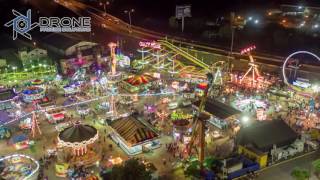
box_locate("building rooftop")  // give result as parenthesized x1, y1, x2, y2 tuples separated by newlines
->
(110, 116, 158, 146)
(236, 120, 298, 152)
(193, 98, 241, 119)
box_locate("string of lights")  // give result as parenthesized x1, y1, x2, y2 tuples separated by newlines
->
(0, 91, 182, 126)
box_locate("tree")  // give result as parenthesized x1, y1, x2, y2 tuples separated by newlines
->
(184, 159, 201, 178)
(204, 156, 221, 171)
(291, 167, 310, 180)
(105, 158, 154, 180)
(312, 159, 320, 177)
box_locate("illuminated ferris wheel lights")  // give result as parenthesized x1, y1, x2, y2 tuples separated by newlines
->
(282, 51, 320, 87)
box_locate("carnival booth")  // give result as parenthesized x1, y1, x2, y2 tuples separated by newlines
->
(170, 110, 193, 141)
(22, 86, 45, 103)
(9, 134, 30, 150)
(19, 117, 32, 130)
(0, 110, 12, 126)
(57, 121, 99, 167)
(63, 82, 81, 96)
(98, 102, 109, 111)
(77, 104, 90, 116)
(46, 108, 66, 124)
(35, 96, 55, 109)
(0, 154, 39, 180)
(232, 95, 269, 113)
(63, 96, 77, 106)
(0, 88, 17, 110)
(195, 82, 208, 96)
(109, 116, 160, 155)
(55, 163, 69, 178)
(0, 126, 11, 139)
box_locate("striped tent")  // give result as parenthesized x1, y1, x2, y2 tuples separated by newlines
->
(111, 117, 157, 146)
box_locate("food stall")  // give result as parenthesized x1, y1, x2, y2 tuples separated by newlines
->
(10, 134, 30, 150)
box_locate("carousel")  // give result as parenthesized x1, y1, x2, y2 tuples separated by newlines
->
(31, 79, 45, 87)
(121, 73, 157, 92)
(57, 121, 99, 167)
(22, 86, 45, 103)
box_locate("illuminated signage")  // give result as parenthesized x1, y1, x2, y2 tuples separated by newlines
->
(240, 45, 256, 54)
(139, 41, 161, 49)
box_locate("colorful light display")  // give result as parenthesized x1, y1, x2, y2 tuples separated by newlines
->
(139, 41, 161, 49)
(240, 45, 256, 55)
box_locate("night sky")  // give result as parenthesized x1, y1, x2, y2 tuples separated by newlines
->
(1, 0, 320, 21)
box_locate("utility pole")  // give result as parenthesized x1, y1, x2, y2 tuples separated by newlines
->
(176, 5, 191, 33)
(181, 14, 185, 32)
(99, 1, 110, 16)
(228, 12, 235, 73)
(124, 9, 135, 27)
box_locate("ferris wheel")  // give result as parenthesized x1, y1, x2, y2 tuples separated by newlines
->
(282, 51, 320, 92)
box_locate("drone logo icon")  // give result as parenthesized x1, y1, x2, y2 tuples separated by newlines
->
(4, 9, 38, 40)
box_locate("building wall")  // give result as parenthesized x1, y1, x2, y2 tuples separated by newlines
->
(238, 145, 268, 168)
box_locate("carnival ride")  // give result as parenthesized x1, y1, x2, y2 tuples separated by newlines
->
(0, 154, 40, 180)
(239, 45, 261, 87)
(0, 66, 56, 84)
(136, 40, 226, 82)
(186, 73, 214, 169)
(282, 51, 320, 93)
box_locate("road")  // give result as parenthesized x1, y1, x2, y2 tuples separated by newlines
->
(257, 150, 320, 180)
(54, 0, 320, 76)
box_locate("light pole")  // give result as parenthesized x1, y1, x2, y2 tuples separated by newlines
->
(124, 9, 134, 27)
(228, 12, 236, 73)
(99, 1, 109, 16)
